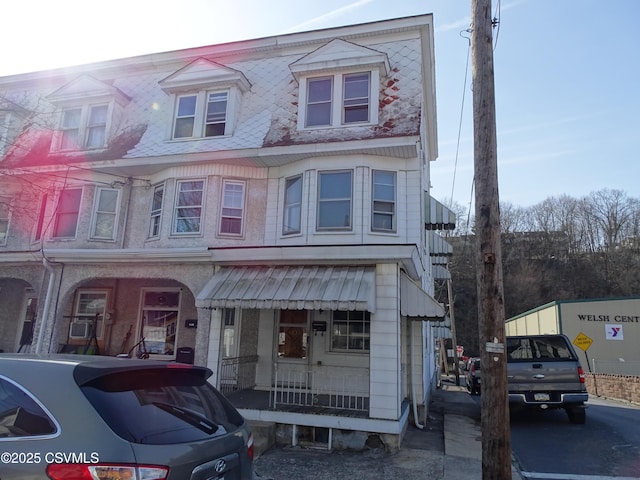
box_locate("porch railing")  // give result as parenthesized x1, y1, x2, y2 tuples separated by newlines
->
(219, 355, 258, 394)
(271, 363, 369, 412)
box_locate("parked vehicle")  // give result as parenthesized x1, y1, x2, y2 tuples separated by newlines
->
(465, 357, 481, 395)
(0, 354, 254, 479)
(506, 334, 588, 424)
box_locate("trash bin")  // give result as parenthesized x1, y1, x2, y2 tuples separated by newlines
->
(176, 346, 194, 364)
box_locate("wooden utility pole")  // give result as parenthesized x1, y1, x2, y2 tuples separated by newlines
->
(471, 0, 512, 478)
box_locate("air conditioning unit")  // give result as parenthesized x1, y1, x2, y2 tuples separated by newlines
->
(70, 320, 93, 339)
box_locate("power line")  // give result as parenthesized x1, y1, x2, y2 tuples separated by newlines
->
(449, 29, 473, 206)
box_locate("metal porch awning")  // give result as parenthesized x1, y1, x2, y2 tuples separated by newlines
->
(400, 273, 445, 321)
(196, 265, 376, 312)
(424, 194, 457, 230)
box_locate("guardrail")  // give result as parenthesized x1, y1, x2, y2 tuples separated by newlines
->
(271, 363, 369, 412)
(219, 355, 258, 394)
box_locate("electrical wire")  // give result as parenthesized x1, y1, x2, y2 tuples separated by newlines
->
(493, 0, 502, 51)
(449, 29, 472, 205)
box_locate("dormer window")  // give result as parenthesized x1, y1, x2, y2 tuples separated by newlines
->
(60, 104, 108, 150)
(48, 75, 130, 153)
(172, 91, 229, 139)
(160, 59, 250, 141)
(290, 39, 389, 131)
(305, 72, 371, 127)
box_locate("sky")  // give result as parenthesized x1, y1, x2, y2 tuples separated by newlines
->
(1, 0, 638, 209)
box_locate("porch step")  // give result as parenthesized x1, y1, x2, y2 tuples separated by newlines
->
(248, 420, 276, 458)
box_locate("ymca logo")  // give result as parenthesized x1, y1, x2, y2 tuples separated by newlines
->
(605, 324, 623, 340)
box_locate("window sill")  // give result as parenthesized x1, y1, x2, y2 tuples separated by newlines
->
(167, 134, 231, 143)
(299, 122, 375, 132)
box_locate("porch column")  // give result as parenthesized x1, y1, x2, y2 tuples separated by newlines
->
(204, 308, 223, 387)
(369, 263, 401, 420)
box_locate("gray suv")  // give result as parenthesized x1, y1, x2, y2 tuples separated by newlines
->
(0, 354, 254, 479)
(506, 334, 588, 424)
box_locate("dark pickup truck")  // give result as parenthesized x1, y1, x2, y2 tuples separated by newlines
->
(507, 334, 588, 424)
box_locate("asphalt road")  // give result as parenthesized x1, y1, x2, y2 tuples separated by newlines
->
(510, 396, 640, 479)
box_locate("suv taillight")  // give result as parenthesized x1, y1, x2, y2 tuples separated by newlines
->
(577, 366, 586, 383)
(46, 464, 169, 480)
(247, 432, 255, 461)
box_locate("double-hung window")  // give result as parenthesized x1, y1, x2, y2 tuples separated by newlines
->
(317, 170, 352, 230)
(34, 194, 48, 242)
(306, 78, 333, 127)
(160, 58, 250, 141)
(372, 171, 396, 232)
(48, 75, 129, 153)
(70, 290, 108, 341)
(0, 196, 11, 246)
(343, 73, 370, 123)
(173, 95, 197, 138)
(148, 184, 165, 238)
(283, 175, 302, 235)
(90, 187, 120, 240)
(53, 188, 82, 239)
(205, 92, 228, 136)
(290, 39, 387, 131)
(173, 179, 204, 235)
(219, 180, 245, 236)
(60, 104, 108, 150)
(303, 72, 372, 128)
(172, 91, 229, 139)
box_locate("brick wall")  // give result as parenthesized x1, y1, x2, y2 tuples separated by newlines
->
(584, 373, 640, 405)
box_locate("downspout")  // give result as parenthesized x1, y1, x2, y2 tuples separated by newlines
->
(36, 256, 57, 354)
(411, 321, 424, 429)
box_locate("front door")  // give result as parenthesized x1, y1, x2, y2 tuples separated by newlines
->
(276, 310, 309, 388)
(220, 308, 240, 388)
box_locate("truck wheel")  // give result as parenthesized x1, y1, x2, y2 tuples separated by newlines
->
(567, 407, 586, 424)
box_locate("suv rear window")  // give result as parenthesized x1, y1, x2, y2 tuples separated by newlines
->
(0, 376, 57, 438)
(507, 336, 576, 362)
(80, 368, 243, 444)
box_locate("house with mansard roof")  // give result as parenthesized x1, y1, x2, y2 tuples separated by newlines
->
(0, 14, 455, 450)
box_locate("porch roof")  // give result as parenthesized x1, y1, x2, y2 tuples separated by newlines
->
(400, 273, 446, 321)
(196, 265, 376, 312)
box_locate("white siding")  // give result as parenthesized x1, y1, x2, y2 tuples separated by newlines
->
(369, 263, 400, 420)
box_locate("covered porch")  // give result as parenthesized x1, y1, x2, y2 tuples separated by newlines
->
(196, 263, 444, 447)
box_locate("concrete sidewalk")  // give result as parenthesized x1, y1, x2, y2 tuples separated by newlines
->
(253, 376, 523, 479)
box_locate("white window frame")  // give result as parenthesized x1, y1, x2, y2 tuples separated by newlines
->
(219, 179, 246, 237)
(298, 70, 378, 130)
(172, 179, 205, 235)
(148, 183, 165, 239)
(33, 193, 48, 243)
(317, 170, 353, 231)
(57, 103, 110, 151)
(89, 187, 120, 241)
(283, 174, 303, 236)
(331, 310, 370, 353)
(0, 196, 12, 246)
(371, 170, 396, 233)
(52, 187, 83, 239)
(171, 90, 230, 140)
(69, 289, 109, 340)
